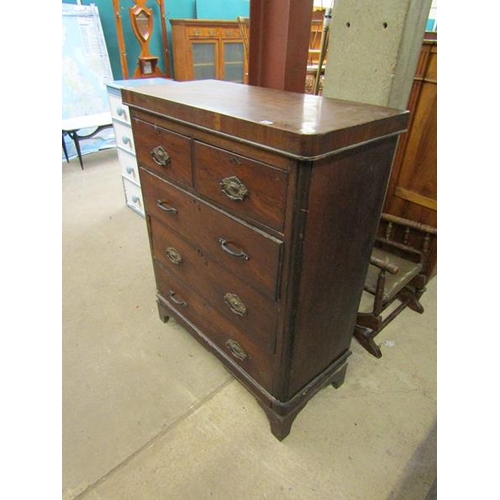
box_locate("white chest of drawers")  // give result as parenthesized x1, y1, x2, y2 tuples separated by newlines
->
(106, 78, 176, 216)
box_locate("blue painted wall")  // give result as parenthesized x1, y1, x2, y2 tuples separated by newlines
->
(196, 0, 249, 20)
(62, 0, 248, 80)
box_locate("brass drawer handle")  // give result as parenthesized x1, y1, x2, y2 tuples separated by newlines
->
(218, 238, 249, 260)
(225, 339, 247, 361)
(165, 247, 182, 265)
(224, 293, 247, 317)
(151, 146, 170, 167)
(156, 200, 178, 215)
(169, 290, 187, 307)
(220, 176, 248, 201)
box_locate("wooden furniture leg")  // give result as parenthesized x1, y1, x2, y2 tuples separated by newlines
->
(354, 325, 383, 358)
(157, 298, 170, 323)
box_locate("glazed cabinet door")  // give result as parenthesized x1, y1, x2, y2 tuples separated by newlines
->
(222, 42, 245, 83)
(191, 42, 218, 80)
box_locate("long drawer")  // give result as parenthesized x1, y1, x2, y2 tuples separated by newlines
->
(193, 141, 289, 232)
(155, 262, 274, 392)
(141, 169, 283, 300)
(150, 216, 277, 354)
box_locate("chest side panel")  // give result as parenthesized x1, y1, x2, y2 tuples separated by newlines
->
(287, 136, 399, 397)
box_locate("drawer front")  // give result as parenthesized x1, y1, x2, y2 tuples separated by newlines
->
(221, 27, 241, 39)
(118, 148, 139, 184)
(155, 263, 274, 392)
(114, 120, 135, 155)
(151, 217, 277, 354)
(109, 94, 131, 125)
(141, 170, 283, 299)
(123, 177, 145, 216)
(133, 118, 192, 188)
(193, 141, 288, 232)
(188, 26, 219, 38)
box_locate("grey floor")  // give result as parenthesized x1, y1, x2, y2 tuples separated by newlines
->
(62, 148, 437, 500)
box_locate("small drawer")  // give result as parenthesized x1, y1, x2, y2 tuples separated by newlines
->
(155, 263, 274, 392)
(132, 118, 192, 188)
(114, 121, 135, 155)
(109, 94, 131, 125)
(188, 26, 218, 38)
(122, 177, 145, 217)
(150, 217, 278, 354)
(141, 170, 283, 300)
(222, 28, 240, 38)
(193, 141, 288, 232)
(118, 148, 139, 183)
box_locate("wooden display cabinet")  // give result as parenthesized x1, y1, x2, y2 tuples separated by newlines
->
(170, 19, 247, 83)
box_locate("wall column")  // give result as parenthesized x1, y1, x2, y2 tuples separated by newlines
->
(322, 0, 432, 109)
(248, 0, 314, 93)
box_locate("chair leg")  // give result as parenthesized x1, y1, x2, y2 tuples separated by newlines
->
(353, 325, 382, 358)
(400, 287, 425, 314)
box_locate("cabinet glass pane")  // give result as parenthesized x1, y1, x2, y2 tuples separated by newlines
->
(192, 43, 216, 80)
(223, 43, 244, 82)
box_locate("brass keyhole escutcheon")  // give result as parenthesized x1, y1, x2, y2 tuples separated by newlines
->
(220, 176, 248, 201)
(224, 293, 247, 316)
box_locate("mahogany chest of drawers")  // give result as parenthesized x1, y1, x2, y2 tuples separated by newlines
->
(122, 80, 408, 440)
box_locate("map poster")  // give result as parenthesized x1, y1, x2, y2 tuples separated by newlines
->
(62, 3, 113, 120)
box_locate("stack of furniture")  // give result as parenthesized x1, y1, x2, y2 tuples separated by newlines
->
(382, 35, 437, 278)
(122, 80, 408, 439)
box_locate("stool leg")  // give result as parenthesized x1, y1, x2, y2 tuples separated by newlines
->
(68, 131, 84, 170)
(62, 132, 69, 163)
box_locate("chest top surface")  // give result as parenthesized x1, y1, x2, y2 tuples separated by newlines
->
(122, 80, 408, 159)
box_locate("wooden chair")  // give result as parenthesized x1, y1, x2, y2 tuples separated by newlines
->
(354, 213, 437, 358)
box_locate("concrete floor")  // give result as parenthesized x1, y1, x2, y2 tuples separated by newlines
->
(62, 149, 437, 500)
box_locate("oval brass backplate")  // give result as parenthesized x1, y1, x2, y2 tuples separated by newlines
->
(224, 293, 247, 316)
(165, 247, 182, 265)
(151, 146, 170, 167)
(220, 176, 248, 201)
(225, 339, 248, 361)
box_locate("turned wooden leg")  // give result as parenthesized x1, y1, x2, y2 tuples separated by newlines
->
(157, 300, 170, 323)
(354, 325, 382, 358)
(331, 363, 348, 389)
